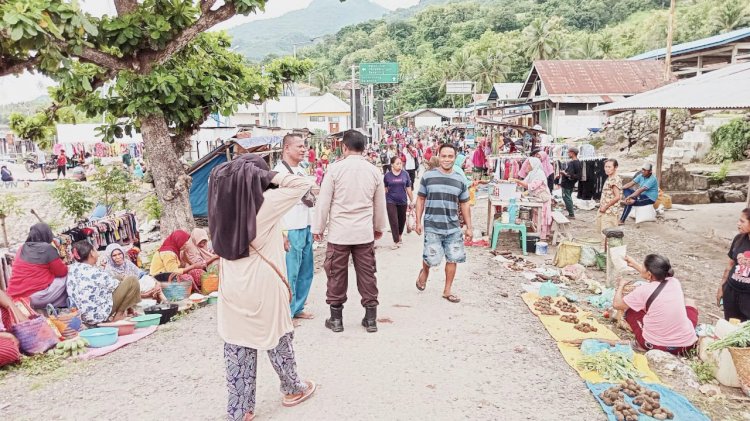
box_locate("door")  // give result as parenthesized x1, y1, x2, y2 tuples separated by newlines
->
(329, 123, 339, 133)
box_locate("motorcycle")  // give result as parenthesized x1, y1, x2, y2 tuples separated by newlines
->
(25, 158, 56, 174)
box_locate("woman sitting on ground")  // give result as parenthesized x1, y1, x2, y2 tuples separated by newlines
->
(511, 157, 552, 240)
(6, 223, 68, 309)
(613, 254, 698, 355)
(104, 243, 164, 303)
(67, 241, 141, 324)
(717, 207, 750, 321)
(181, 228, 219, 273)
(149, 230, 204, 291)
(0, 290, 24, 367)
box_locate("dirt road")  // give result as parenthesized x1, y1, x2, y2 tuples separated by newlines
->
(0, 226, 602, 420)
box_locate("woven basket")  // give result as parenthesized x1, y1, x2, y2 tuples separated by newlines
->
(201, 273, 219, 295)
(11, 316, 59, 355)
(47, 305, 83, 340)
(729, 347, 750, 397)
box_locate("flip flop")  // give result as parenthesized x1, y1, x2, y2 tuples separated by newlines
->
(442, 294, 461, 303)
(282, 380, 317, 407)
(415, 269, 427, 291)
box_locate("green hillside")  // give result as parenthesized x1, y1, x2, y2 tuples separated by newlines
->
(299, 0, 750, 114)
(228, 0, 388, 61)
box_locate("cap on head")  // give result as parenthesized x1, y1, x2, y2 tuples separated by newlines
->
(642, 162, 653, 171)
(568, 147, 579, 155)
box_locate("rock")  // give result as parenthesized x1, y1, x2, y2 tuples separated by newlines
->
(670, 191, 711, 205)
(722, 190, 745, 203)
(699, 384, 721, 397)
(708, 188, 726, 203)
(645, 350, 701, 391)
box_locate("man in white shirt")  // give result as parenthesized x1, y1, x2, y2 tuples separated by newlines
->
(273, 133, 315, 321)
(403, 143, 419, 183)
(36, 149, 47, 179)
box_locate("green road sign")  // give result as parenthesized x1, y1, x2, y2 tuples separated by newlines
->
(359, 62, 399, 84)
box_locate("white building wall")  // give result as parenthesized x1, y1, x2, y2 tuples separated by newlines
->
(414, 116, 443, 128)
(551, 109, 605, 138)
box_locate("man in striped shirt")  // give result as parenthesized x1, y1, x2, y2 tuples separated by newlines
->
(415, 143, 473, 303)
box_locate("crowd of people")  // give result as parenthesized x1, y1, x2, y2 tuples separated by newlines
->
(1, 125, 748, 420)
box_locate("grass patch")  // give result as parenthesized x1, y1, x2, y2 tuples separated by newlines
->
(688, 359, 716, 384)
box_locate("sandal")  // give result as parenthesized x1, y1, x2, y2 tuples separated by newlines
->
(283, 380, 317, 407)
(442, 294, 461, 303)
(415, 269, 427, 291)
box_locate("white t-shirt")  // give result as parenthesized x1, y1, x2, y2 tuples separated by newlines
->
(273, 161, 312, 230)
(403, 148, 417, 170)
(37, 151, 46, 164)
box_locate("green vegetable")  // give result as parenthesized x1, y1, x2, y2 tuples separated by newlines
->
(577, 351, 640, 381)
(707, 322, 750, 351)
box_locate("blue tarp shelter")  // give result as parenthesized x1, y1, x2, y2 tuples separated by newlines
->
(188, 136, 282, 217)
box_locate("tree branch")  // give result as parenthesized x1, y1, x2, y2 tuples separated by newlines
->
(0, 55, 42, 77)
(139, 2, 237, 73)
(114, 0, 139, 15)
(53, 41, 132, 71)
(200, 0, 219, 14)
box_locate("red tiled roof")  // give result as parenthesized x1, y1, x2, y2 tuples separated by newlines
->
(533, 60, 669, 95)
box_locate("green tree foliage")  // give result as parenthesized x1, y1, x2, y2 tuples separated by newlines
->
(143, 194, 163, 221)
(301, 0, 738, 115)
(50, 179, 94, 220)
(92, 167, 133, 210)
(711, 0, 750, 33)
(0, 194, 22, 248)
(0, 0, 312, 234)
(706, 119, 750, 164)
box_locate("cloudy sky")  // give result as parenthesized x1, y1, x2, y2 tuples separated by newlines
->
(0, 0, 419, 105)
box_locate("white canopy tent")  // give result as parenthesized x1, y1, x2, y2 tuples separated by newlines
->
(56, 123, 143, 144)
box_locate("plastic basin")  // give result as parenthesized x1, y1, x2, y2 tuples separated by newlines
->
(79, 327, 119, 348)
(207, 296, 218, 304)
(131, 314, 162, 328)
(144, 303, 179, 325)
(99, 320, 136, 336)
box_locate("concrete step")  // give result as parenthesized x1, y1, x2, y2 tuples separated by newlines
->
(681, 131, 711, 142)
(668, 190, 711, 205)
(673, 139, 711, 159)
(703, 117, 736, 130)
(663, 146, 696, 162)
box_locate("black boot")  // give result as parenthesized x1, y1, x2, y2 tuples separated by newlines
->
(361, 306, 377, 333)
(325, 305, 344, 333)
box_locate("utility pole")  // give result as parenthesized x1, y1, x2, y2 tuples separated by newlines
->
(664, 0, 676, 81)
(351, 65, 357, 130)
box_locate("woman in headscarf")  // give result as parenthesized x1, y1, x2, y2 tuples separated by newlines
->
(149, 230, 204, 291)
(210, 154, 317, 420)
(105, 243, 164, 303)
(512, 157, 553, 240)
(6, 223, 69, 309)
(181, 228, 219, 271)
(67, 241, 140, 324)
(472, 139, 487, 176)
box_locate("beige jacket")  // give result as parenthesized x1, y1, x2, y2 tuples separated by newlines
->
(313, 154, 388, 245)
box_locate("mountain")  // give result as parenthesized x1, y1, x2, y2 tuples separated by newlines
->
(228, 0, 388, 61)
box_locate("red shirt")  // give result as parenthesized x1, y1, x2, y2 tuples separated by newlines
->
(308, 149, 316, 162)
(6, 248, 68, 299)
(57, 155, 67, 166)
(424, 147, 433, 161)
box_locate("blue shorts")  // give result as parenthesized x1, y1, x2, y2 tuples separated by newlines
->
(423, 231, 466, 267)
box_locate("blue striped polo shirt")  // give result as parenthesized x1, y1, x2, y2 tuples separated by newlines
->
(418, 169, 469, 235)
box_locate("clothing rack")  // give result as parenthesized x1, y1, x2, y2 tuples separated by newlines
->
(55, 212, 139, 264)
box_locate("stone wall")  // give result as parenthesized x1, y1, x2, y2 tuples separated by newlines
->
(593, 110, 696, 153)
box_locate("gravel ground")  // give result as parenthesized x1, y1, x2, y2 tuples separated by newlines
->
(0, 198, 603, 420)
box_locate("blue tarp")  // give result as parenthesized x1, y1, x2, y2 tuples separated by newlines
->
(587, 381, 709, 421)
(189, 153, 227, 217)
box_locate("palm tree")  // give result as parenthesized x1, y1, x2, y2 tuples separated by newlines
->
(523, 17, 562, 60)
(576, 34, 601, 59)
(472, 52, 510, 93)
(548, 33, 572, 60)
(711, 0, 750, 33)
(598, 32, 615, 59)
(313, 72, 333, 94)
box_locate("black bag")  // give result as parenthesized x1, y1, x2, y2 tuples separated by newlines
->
(645, 279, 668, 312)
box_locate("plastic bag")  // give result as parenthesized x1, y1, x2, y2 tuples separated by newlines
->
(406, 206, 416, 233)
(609, 246, 628, 272)
(633, 205, 657, 224)
(580, 245, 598, 267)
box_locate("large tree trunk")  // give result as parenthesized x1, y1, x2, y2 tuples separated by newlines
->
(140, 114, 194, 236)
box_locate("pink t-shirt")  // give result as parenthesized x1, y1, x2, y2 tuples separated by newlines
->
(623, 277, 697, 347)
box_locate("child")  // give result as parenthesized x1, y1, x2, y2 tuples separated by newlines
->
(315, 160, 324, 186)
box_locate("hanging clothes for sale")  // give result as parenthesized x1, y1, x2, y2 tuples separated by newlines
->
(55, 212, 140, 263)
(576, 157, 607, 200)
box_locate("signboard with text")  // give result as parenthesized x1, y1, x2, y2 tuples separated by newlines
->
(446, 81, 474, 95)
(359, 62, 399, 84)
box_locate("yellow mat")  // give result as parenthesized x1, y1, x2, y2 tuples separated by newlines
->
(521, 292, 619, 342)
(558, 342, 661, 384)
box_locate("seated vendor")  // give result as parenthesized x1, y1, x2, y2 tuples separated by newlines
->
(0, 290, 23, 367)
(511, 157, 552, 240)
(6, 223, 68, 309)
(67, 241, 140, 324)
(619, 163, 658, 224)
(180, 228, 219, 271)
(104, 244, 165, 303)
(150, 230, 205, 291)
(613, 254, 698, 355)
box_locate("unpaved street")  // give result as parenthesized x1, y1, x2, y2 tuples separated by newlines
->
(0, 225, 601, 420)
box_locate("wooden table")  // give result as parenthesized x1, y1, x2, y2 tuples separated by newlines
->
(485, 197, 544, 239)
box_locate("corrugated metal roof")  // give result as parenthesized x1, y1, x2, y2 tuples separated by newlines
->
(630, 27, 750, 61)
(532, 60, 668, 95)
(595, 62, 750, 112)
(487, 83, 523, 101)
(548, 95, 627, 104)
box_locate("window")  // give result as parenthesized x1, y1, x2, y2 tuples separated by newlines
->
(309, 116, 326, 122)
(328, 116, 340, 123)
